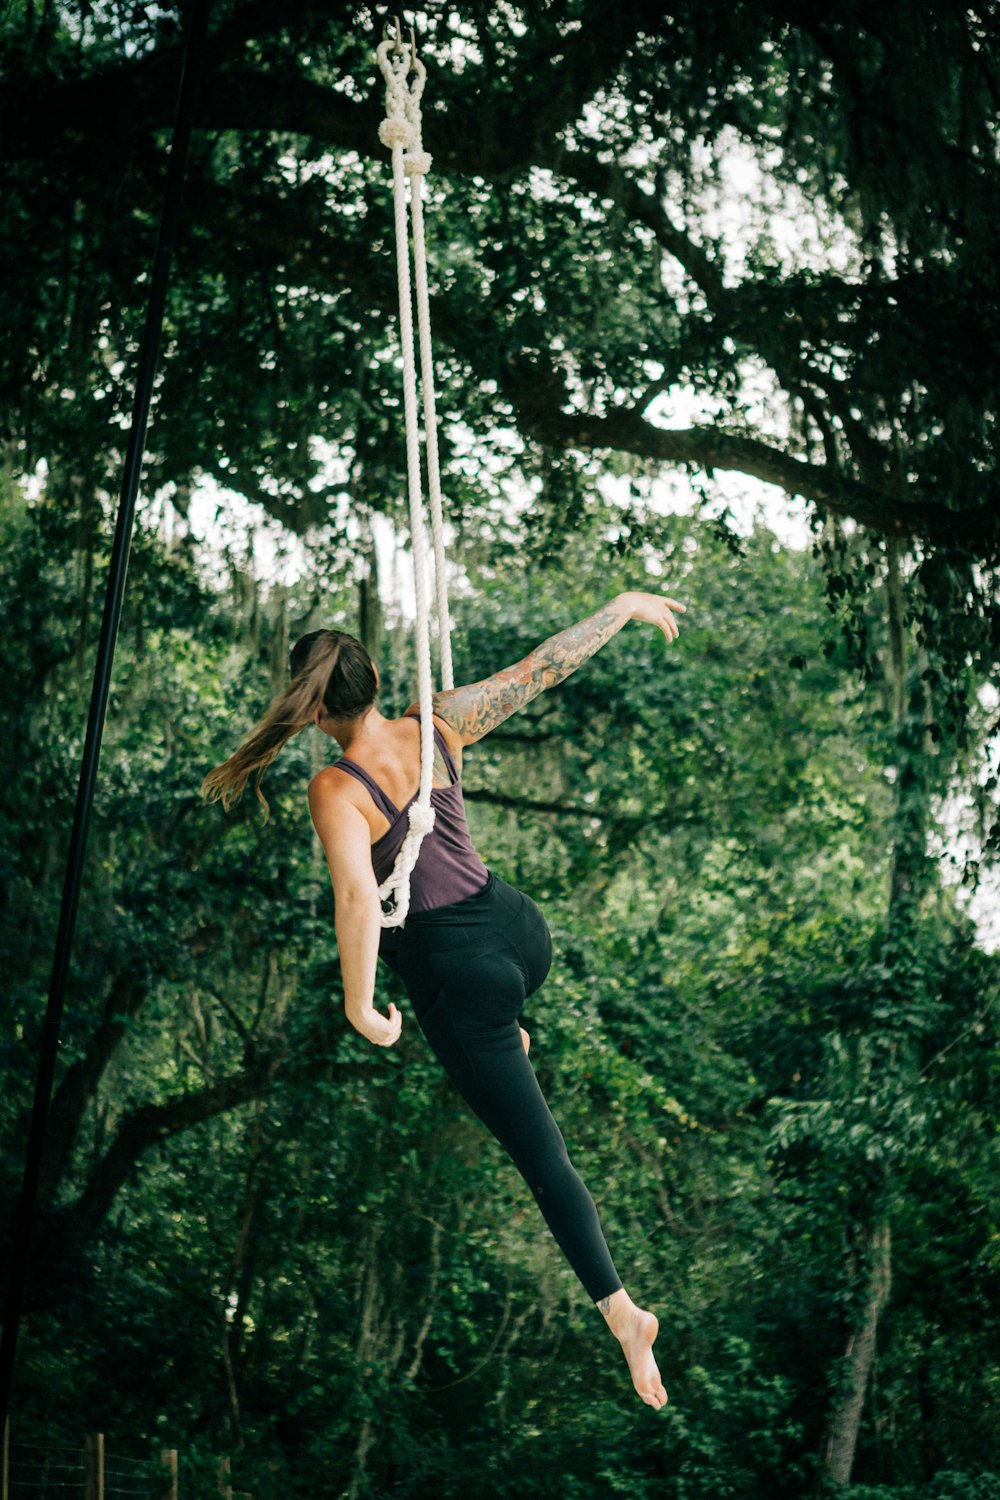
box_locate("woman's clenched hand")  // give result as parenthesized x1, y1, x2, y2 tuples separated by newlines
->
(346, 1000, 403, 1047)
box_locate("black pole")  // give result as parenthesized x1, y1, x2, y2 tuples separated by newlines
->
(0, 0, 211, 1432)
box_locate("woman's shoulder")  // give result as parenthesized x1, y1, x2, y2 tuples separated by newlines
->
(401, 705, 464, 760)
(308, 761, 357, 807)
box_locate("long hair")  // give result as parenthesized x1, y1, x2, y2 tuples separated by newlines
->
(200, 630, 377, 816)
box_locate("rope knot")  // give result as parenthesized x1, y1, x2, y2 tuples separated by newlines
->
(378, 118, 414, 150)
(407, 802, 436, 836)
(404, 150, 432, 177)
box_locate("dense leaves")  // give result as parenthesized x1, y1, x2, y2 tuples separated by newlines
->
(2, 468, 999, 1496)
(2, 3, 999, 1495)
(1, 1, 999, 720)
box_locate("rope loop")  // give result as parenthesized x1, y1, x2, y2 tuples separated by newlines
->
(376, 37, 413, 149)
(377, 804, 437, 928)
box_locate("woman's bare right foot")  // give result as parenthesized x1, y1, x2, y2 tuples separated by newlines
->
(597, 1290, 668, 1409)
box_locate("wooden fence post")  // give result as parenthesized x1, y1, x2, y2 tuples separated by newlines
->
(84, 1432, 104, 1500)
(161, 1447, 179, 1500)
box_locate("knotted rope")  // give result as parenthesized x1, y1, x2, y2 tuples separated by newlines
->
(375, 30, 453, 926)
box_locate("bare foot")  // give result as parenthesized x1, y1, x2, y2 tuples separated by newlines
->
(519, 1026, 530, 1055)
(597, 1290, 668, 1410)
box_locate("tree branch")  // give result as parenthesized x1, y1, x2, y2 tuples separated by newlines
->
(24, 1041, 361, 1294)
(176, 154, 1000, 550)
(463, 788, 603, 820)
(36, 971, 148, 1206)
(6, 12, 996, 552)
(500, 369, 999, 547)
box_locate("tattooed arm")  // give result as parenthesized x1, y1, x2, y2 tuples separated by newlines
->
(433, 590, 686, 746)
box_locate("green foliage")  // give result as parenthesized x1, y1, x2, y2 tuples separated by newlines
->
(2, 1, 999, 1491)
(2, 1, 998, 763)
(2, 469, 998, 1495)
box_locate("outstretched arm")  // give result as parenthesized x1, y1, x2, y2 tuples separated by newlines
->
(433, 591, 685, 745)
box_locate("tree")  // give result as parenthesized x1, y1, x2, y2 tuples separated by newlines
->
(1, 1, 998, 745)
(3, 5, 1000, 1493)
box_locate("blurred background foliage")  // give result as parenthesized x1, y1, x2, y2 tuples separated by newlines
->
(1, 1, 999, 1497)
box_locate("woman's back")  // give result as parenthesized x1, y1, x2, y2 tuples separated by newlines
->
(324, 713, 488, 915)
(326, 712, 458, 829)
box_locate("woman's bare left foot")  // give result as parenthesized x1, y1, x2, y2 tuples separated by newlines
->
(598, 1291, 668, 1409)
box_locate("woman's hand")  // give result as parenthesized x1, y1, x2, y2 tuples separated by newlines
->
(346, 1000, 403, 1047)
(620, 591, 686, 641)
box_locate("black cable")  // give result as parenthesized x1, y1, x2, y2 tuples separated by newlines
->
(0, 0, 212, 1434)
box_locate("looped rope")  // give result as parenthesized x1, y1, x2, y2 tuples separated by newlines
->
(375, 33, 453, 927)
(402, 56, 431, 176)
(376, 40, 413, 144)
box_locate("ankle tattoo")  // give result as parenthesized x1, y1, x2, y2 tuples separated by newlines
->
(597, 1296, 611, 1316)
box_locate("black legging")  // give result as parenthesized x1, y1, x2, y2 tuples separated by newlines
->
(380, 872, 623, 1303)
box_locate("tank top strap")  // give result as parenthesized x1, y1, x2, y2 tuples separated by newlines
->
(410, 713, 460, 785)
(332, 758, 399, 820)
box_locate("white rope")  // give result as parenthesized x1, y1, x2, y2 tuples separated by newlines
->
(403, 54, 454, 691)
(375, 33, 451, 925)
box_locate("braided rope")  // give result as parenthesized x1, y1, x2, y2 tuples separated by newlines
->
(375, 35, 451, 925)
(402, 56, 454, 691)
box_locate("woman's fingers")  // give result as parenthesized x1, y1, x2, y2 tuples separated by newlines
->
(627, 591, 687, 641)
(363, 1002, 402, 1047)
(383, 1003, 402, 1045)
(661, 597, 687, 640)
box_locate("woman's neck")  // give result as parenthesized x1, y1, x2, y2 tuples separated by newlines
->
(329, 707, 389, 755)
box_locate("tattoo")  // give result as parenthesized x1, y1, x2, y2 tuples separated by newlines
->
(433, 602, 624, 741)
(597, 1296, 611, 1317)
(432, 741, 450, 786)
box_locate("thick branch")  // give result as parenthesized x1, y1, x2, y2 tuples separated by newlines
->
(555, 148, 727, 300)
(6, 16, 996, 551)
(2, 1, 645, 176)
(39, 1053, 284, 1257)
(24, 1042, 359, 1294)
(464, 788, 604, 820)
(175, 166, 999, 549)
(503, 386, 998, 547)
(36, 971, 148, 1205)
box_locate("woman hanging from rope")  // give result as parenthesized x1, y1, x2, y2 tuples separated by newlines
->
(202, 588, 683, 1409)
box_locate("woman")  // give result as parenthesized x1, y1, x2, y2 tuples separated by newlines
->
(203, 588, 684, 1410)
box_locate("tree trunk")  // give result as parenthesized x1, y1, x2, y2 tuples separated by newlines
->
(820, 530, 915, 1485)
(822, 1220, 893, 1485)
(27, 970, 147, 1208)
(218, 1097, 270, 1448)
(885, 536, 931, 932)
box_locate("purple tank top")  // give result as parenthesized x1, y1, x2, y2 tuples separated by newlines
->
(332, 717, 488, 914)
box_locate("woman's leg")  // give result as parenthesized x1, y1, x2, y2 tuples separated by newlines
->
(415, 960, 667, 1409)
(422, 977, 623, 1304)
(397, 880, 667, 1408)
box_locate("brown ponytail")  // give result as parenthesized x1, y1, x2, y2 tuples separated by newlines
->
(200, 630, 376, 817)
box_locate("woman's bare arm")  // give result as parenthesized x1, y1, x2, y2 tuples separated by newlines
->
(432, 591, 685, 745)
(308, 774, 401, 1047)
